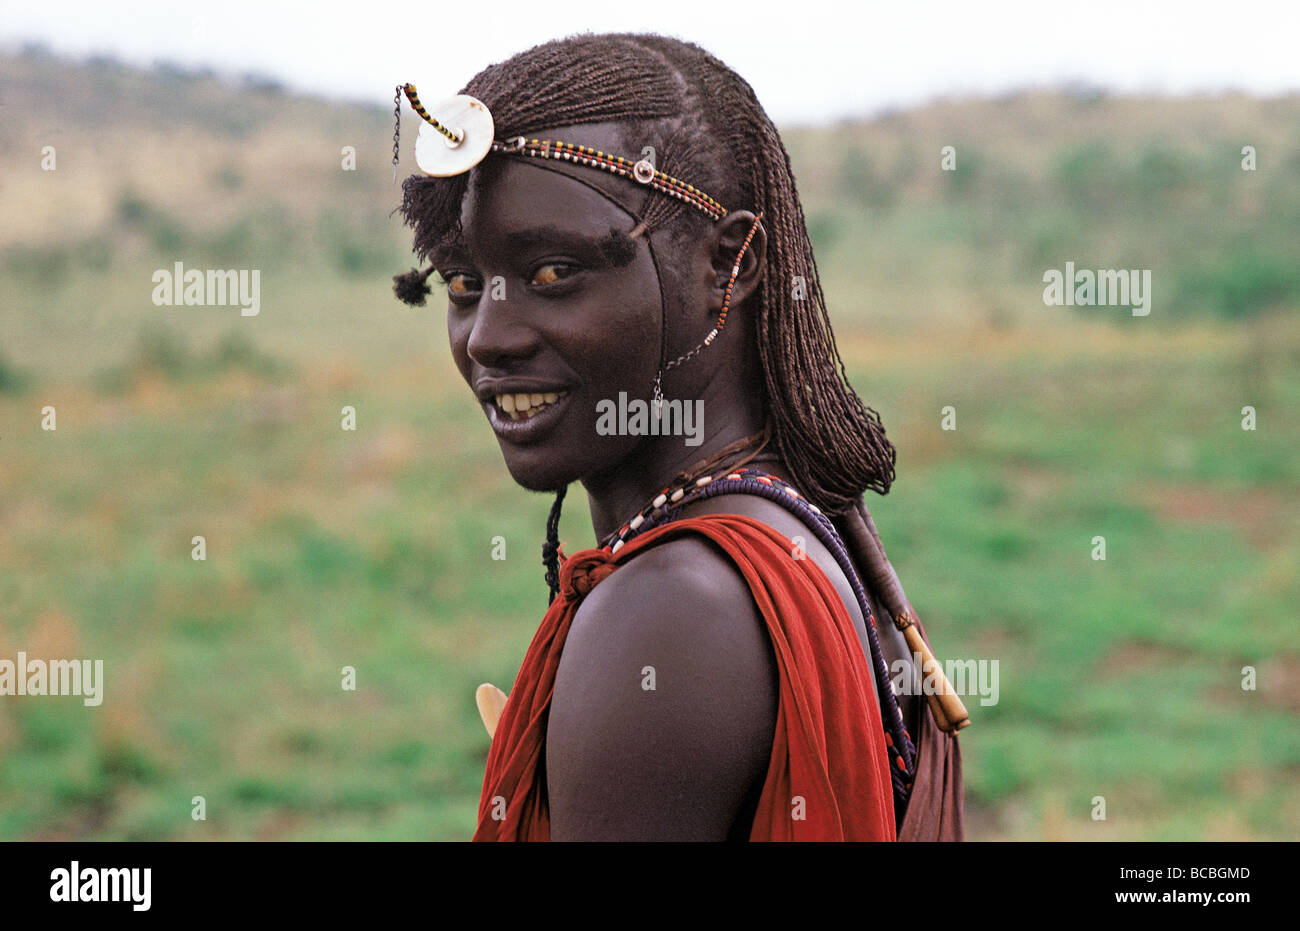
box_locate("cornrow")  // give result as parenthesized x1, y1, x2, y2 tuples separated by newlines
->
(397, 33, 897, 588)
(635, 125, 695, 235)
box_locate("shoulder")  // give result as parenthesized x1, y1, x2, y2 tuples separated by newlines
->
(566, 533, 776, 707)
(545, 533, 777, 840)
(680, 493, 865, 621)
(579, 532, 763, 643)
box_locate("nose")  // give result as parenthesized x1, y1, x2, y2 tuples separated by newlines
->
(464, 290, 542, 369)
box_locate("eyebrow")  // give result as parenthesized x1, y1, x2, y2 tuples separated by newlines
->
(431, 225, 623, 267)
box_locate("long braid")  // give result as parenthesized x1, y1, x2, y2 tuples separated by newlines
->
(542, 484, 567, 605)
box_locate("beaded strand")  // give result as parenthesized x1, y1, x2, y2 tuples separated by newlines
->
(402, 83, 464, 145)
(664, 210, 764, 371)
(491, 136, 729, 222)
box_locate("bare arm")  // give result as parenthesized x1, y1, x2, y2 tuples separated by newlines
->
(545, 536, 778, 840)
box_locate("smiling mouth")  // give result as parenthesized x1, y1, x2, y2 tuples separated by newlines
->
(494, 391, 569, 421)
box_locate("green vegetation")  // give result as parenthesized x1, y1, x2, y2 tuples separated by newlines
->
(0, 49, 1296, 839)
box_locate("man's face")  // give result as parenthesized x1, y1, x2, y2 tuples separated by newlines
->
(435, 123, 671, 492)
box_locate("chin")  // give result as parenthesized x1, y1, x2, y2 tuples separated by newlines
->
(497, 444, 582, 493)
(496, 434, 640, 494)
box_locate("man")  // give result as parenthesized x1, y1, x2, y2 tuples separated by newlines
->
(394, 32, 964, 841)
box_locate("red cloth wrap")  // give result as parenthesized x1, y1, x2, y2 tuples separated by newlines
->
(473, 513, 896, 841)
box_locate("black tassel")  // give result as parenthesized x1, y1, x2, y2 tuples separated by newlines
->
(393, 265, 436, 306)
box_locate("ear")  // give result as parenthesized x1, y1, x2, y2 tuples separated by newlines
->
(707, 210, 767, 314)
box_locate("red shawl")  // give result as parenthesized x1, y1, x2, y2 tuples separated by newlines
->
(473, 513, 897, 841)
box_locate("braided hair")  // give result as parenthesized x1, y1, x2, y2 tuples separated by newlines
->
(396, 33, 896, 595)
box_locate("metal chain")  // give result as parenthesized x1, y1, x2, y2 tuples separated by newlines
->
(663, 341, 708, 371)
(391, 86, 402, 184)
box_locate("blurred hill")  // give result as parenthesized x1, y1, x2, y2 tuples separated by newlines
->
(787, 89, 1300, 332)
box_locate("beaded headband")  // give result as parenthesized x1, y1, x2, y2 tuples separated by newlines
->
(394, 84, 730, 222)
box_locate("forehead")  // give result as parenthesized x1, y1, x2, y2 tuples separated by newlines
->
(457, 121, 649, 243)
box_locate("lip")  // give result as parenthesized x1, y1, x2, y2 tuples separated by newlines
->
(483, 390, 574, 444)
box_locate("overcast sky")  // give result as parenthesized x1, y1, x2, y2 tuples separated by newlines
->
(3, 1, 1297, 122)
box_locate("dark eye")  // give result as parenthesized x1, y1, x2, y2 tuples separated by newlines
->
(530, 263, 577, 287)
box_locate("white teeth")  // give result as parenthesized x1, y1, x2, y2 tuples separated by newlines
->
(514, 392, 531, 411)
(530, 393, 544, 407)
(499, 394, 516, 413)
(543, 392, 558, 404)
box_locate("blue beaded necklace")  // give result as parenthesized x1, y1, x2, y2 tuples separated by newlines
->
(603, 465, 917, 816)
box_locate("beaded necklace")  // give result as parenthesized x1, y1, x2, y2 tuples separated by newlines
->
(604, 465, 918, 816)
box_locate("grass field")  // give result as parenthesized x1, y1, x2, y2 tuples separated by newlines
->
(1, 48, 1297, 840)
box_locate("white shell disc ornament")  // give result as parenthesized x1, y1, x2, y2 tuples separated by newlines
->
(414, 94, 495, 177)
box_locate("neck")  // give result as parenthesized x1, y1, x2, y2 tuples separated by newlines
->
(582, 376, 767, 544)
